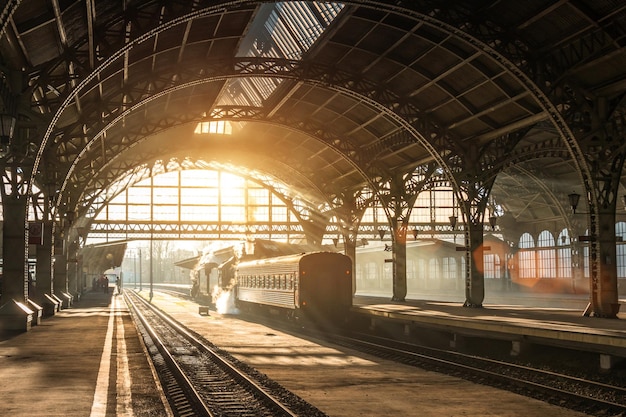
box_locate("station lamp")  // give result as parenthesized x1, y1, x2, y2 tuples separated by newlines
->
(0, 113, 16, 156)
(568, 192, 581, 214)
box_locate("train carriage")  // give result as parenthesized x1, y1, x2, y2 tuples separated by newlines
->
(234, 251, 353, 324)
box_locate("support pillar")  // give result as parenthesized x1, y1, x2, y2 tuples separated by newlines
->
(0, 194, 31, 330)
(35, 220, 55, 315)
(66, 240, 79, 298)
(392, 230, 407, 302)
(588, 210, 620, 318)
(53, 237, 70, 308)
(464, 224, 485, 307)
(1, 195, 28, 303)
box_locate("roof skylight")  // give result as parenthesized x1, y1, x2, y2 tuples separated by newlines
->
(216, 1, 344, 108)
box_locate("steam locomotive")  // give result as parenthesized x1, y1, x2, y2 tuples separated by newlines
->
(232, 251, 353, 325)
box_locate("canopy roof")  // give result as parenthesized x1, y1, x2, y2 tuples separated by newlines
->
(0, 1, 624, 238)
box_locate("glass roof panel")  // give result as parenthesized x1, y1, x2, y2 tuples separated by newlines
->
(215, 1, 344, 108)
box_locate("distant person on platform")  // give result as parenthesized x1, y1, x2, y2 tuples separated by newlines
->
(103, 276, 109, 294)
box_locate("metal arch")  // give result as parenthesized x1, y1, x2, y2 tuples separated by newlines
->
(54, 60, 399, 173)
(22, 1, 596, 240)
(47, 61, 443, 221)
(353, 1, 597, 227)
(22, 1, 601, 202)
(74, 133, 335, 214)
(27, 6, 459, 211)
(61, 108, 366, 213)
(55, 105, 371, 218)
(0, 0, 20, 39)
(30, 1, 255, 173)
(501, 137, 572, 169)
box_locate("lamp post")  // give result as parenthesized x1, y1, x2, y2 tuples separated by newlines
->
(149, 237, 153, 302)
(0, 113, 16, 156)
(124, 248, 143, 290)
(131, 248, 143, 290)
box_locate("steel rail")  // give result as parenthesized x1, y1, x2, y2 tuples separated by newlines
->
(126, 290, 300, 417)
(125, 291, 215, 417)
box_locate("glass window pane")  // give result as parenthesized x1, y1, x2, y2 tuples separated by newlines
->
(127, 188, 151, 205)
(181, 188, 217, 205)
(154, 187, 178, 201)
(222, 206, 246, 222)
(105, 204, 126, 220)
(153, 205, 178, 221)
(272, 206, 287, 221)
(128, 205, 150, 220)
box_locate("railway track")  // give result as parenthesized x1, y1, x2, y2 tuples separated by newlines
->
(124, 290, 327, 417)
(320, 331, 626, 417)
(138, 288, 626, 416)
(230, 305, 625, 416)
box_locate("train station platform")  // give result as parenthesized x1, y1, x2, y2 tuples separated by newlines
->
(0, 287, 617, 417)
(0, 289, 170, 417)
(352, 295, 626, 369)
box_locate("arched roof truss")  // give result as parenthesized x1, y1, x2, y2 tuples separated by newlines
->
(0, 0, 623, 242)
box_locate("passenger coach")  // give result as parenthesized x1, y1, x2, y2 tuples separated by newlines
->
(234, 252, 353, 324)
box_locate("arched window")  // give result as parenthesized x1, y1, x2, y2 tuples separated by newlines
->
(537, 230, 556, 278)
(484, 253, 501, 279)
(557, 228, 572, 278)
(518, 233, 535, 278)
(442, 257, 457, 280)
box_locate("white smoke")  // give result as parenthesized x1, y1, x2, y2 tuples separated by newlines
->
(211, 284, 239, 315)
